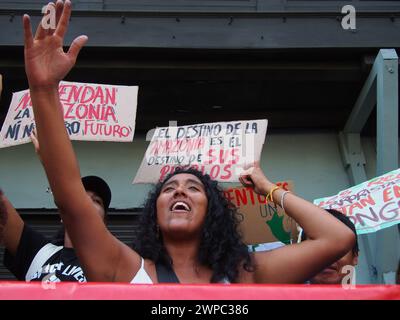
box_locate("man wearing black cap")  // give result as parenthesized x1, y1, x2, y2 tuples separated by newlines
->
(301, 209, 359, 285)
(0, 175, 111, 282)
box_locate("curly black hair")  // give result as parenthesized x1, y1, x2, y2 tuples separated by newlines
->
(133, 167, 253, 283)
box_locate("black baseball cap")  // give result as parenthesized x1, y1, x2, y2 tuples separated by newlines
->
(82, 176, 112, 210)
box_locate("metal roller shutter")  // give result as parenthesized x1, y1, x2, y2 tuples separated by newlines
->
(0, 210, 142, 280)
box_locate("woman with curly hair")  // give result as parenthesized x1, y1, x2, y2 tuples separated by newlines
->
(20, 0, 355, 284)
(132, 167, 252, 283)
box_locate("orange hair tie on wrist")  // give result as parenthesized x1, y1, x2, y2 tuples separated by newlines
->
(267, 186, 280, 203)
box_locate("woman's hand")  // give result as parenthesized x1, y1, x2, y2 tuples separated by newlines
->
(23, 0, 88, 90)
(30, 129, 44, 164)
(239, 162, 275, 195)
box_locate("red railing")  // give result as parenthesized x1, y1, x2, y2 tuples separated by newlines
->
(0, 281, 399, 300)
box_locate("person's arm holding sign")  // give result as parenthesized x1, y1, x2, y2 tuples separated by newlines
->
(239, 163, 356, 284)
(23, 1, 141, 282)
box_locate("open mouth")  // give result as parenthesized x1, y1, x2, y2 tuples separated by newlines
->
(170, 201, 191, 212)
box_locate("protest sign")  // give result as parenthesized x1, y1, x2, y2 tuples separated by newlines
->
(314, 168, 400, 235)
(0, 81, 138, 148)
(133, 119, 268, 183)
(224, 181, 298, 245)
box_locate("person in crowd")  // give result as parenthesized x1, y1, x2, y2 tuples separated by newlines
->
(301, 209, 359, 285)
(0, 174, 111, 282)
(21, 0, 355, 284)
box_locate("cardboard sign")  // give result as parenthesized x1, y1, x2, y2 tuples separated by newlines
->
(0, 81, 138, 148)
(133, 119, 268, 183)
(314, 168, 400, 235)
(224, 181, 298, 245)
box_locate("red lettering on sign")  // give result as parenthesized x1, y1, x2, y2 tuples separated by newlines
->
(14, 92, 31, 111)
(205, 149, 239, 165)
(367, 174, 400, 187)
(383, 187, 393, 202)
(150, 138, 205, 156)
(158, 164, 233, 182)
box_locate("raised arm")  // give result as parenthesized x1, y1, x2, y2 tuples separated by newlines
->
(23, 1, 140, 281)
(239, 163, 355, 283)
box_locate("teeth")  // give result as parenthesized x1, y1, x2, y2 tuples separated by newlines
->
(172, 201, 190, 211)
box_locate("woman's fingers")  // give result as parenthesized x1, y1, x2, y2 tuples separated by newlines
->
(55, 0, 64, 25)
(47, 1, 63, 36)
(240, 177, 254, 187)
(30, 130, 43, 163)
(67, 35, 88, 62)
(22, 14, 33, 49)
(31, 1, 64, 39)
(240, 167, 254, 177)
(239, 169, 254, 187)
(30, 129, 39, 151)
(35, 2, 54, 40)
(239, 176, 250, 187)
(55, 0, 72, 39)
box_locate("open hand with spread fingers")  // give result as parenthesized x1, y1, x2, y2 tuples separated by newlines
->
(23, 0, 88, 90)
